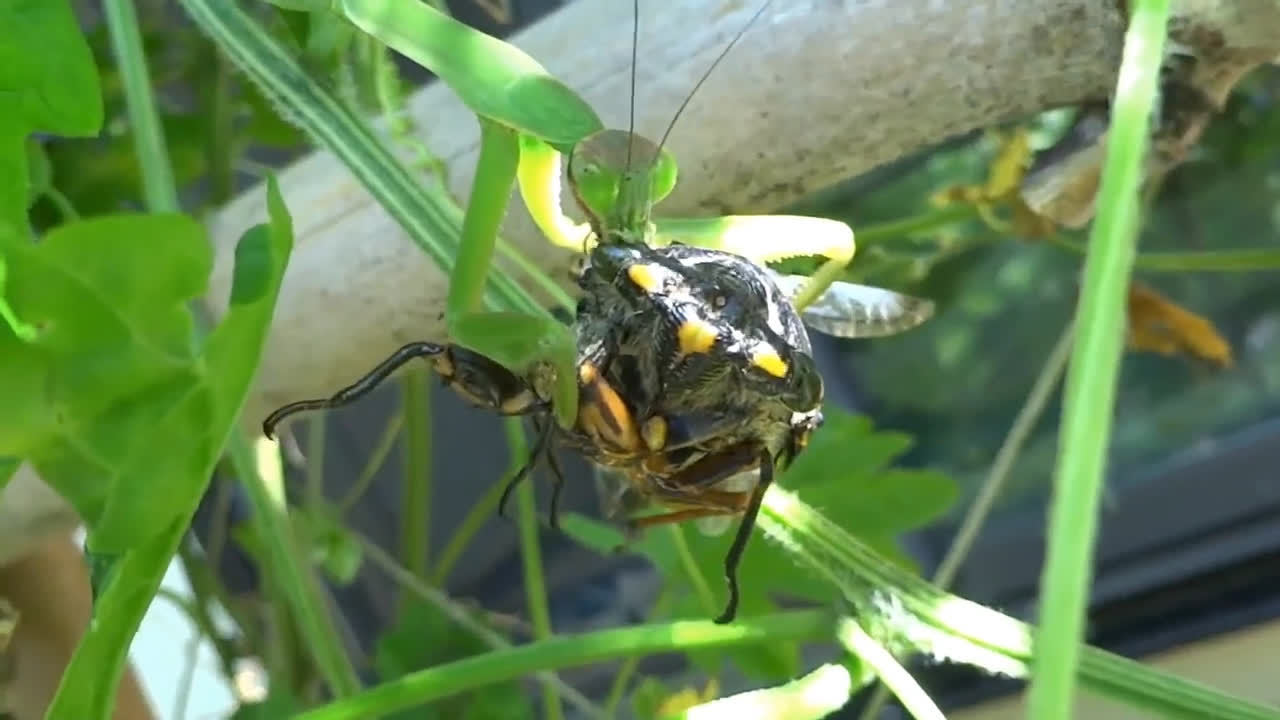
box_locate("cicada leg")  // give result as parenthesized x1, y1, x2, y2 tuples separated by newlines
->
(262, 341, 546, 439)
(498, 416, 572, 530)
(623, 441, 775, 624)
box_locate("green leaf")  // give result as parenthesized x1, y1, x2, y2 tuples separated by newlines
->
(0, 0, 103, 136)
(631, 677, 672, 720)
(339, 0, 601, 149)
(25, 138, 51, 207)
(0, 456, 18, 493)
(0, 213, 208, 461)
(95, 176, 296, 549)
(47, 520, 187, 719)
(45, 184, 293, 719)
(0, 249, 37, 340)
(0, 0, 103, 227)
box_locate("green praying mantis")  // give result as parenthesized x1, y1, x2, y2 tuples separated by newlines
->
(319, 0, 931, 431)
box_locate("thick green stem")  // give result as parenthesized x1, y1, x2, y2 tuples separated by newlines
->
(1030, 2, 1169, 718)
(449, 118, 519, 320)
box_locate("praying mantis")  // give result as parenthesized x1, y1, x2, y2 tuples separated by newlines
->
(327, 0, 929, 414)
(267, 0, 934, 622)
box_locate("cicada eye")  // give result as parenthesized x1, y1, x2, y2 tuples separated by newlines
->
(783, 353, 824, 412)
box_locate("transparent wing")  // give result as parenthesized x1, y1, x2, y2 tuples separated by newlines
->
(772, 274, 936, 338)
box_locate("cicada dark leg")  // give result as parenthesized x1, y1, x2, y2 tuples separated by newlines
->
(715, 449, 774, 624)
(263, 341, 448, 439)
(544, 434, 569, 529)
(622, 441, 774, 624)
(263, 342, 547, 439)
(498, 416, 569, 529)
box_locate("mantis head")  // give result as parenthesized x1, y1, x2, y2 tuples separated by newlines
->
(567, 128, 678, 245)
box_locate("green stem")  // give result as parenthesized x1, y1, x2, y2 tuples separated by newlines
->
(179, 0, 542, 317)
(836, 618, 942, 720)
(1030, 2, 1169, 718)
(1052, 235, 1280, 272)
(758, 488, 1278, 719)
(399, 367, 433, 609)
(207, 49, 236, 205)
(291, 610, 835, 720)
(338, 410, 404, 512)
(935, 321, 1075, 588)
(356, 535, 606, 719)
(858, 321, 1076, 720)
(854, 204, 980, 244)
(449, 117, 519, 320)
(603, 655, 642, 716)
(507, 418, 563, 720)
(670, 525, 717, 616)
(228, 434, 362, 697)
(430, 436, 525, 585)
(305, 414, 327, 510)
(103, 0, 180, 213)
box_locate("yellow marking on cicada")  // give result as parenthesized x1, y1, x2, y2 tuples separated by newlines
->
(751, 346, 789, 378)
(627, 263, 663, 294)
(577, 362, 641, 454)
(499, 389, 539, 415)
(677, 319, 718, 355)
(641, 416, 668, 451)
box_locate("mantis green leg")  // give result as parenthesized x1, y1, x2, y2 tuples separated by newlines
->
(516, 131, 856, 315)
(448, 117, 578, 429)
(517, 133, 593, 252)
(655, 214, 857, 312)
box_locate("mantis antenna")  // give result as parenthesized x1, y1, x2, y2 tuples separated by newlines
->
(626, 0, 639, 170)
(653, 0, 776, 163)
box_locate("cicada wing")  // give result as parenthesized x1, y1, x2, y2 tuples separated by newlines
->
(772, 274, 936, 339)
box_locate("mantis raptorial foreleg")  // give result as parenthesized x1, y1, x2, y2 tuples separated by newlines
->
(515, 131, 856, 313)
